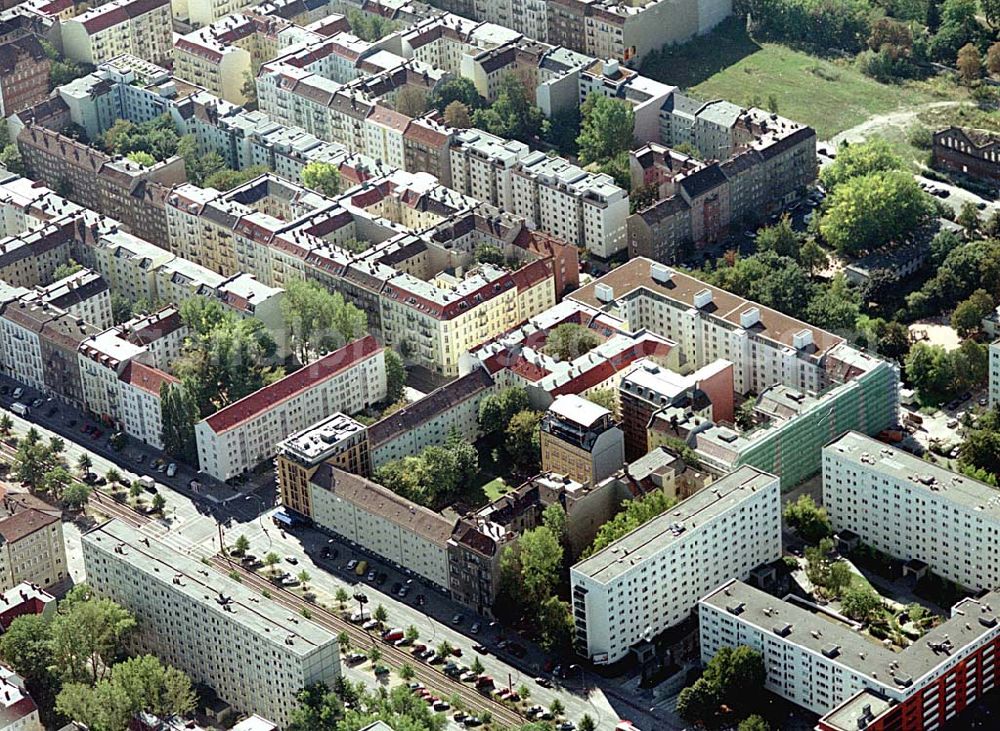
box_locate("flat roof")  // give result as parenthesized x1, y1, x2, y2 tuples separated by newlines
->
(277, 412, 366, 464)
(83, 520, 337, 654)
(570, 259, 844, 356)
(548, 394, 610, 427)
(572, 465, 777, 583)
(702, 579, 1000, 692)
(826, 431, 1000, 520)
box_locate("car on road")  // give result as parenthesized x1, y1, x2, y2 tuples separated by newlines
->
(472, 644, 487, 654)
(135, 453, 145, 464)
(397, 585, 409, 598)
(346, 560, 358, 572)
(11, 388, 22, 400)
(166, 463, 177, 477)
(534, 676, 552, 688)
(355, 560, 367, 576)
(346, 652, 365, 665)
(391, 582, 401, 595)
(284, 555, 298, 565)
(352, 591, 367, 603)
(376, 571, 387, 584)
(366, 569, 377, 582)
(470, 622, 480, 634)
(362, 619, 379, 631)
(29, 398, 43, 408)
(451, 614, 463, 624)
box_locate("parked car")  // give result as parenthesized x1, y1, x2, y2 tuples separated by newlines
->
(451, 614, 463, 624)
(346, 652, 366, 665)
(382, 628, 404, 643)
(346, 559, 358, 572)
(12, 388, 22, 400)
(535, 676, 552, 688)
(366, 569, 377, 582)
(470, 622, 480, 634)
(362, 619, 379, 631)
(285, 555, 298, 565)
(166, 463, 177, 477)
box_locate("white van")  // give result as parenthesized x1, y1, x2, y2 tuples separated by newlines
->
(10, 402, 28, 416)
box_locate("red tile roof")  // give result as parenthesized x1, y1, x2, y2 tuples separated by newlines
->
(119, 361, 178, 397)
(203, 335, 381, 434)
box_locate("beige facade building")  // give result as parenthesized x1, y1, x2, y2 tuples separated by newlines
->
(0, 501, 67, 593)
(540, 394, 625, 486)
(82, 519, 341, 728)
(61, 0, 172, 67)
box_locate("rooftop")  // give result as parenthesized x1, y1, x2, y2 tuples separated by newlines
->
(547, 393, 611, 427)
(84, 519, 338, 654)
(573, 465, 777, 583)
(702, 579, 1000, 694)
(826, 431, 1000, 520)
(277, 412, 367, 465)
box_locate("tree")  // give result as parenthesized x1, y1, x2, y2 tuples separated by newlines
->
(335, 588, 349, 610)
(470, 656, 485, 675)
(0, 615, 59, 717)
(819, 171, 934, 256)
(542, 502, 567, 544)
(51, 586, 136, 685)
(537, 595, 574, 652)
(346, 10, 398, 41)
(287, 683, 344, 731)
(76, 452, 92, 474)
(579, 715, 597, 731)
(428, 78, 483, 113)
(957, 42, 982, 83)
(735, 399, 756, 430)
(806, 274, 861, 333)
(471, 74, 543, 143)
(841, 585, 883, 622)
(126, 150, 156, 167)
(514, 526, 562, 604)
(231, 534, 250, 557)
(478, 386, 530, 438)
(585, 490, 677, 556)
(820, 139, 904, 190)
(384, 348, 406, 403)
(739, 714, 771, 731)
(399, 662, 415, 681)
(504, 409, 542, 474)
(42, 466, 72, 500)
(395, 86, 428, 117)
(337, 631, 351, 651)
(373, 603, 388, 626)
(264, 552, 281, 576)
(444, 101, 471, 128)
(52, 260, 83, 281)
(576, 95, 636, 165)
(280, 280, 367, 363)
(48, 436, 64, 456)
(203, 165, 270, 192)
(14, 438, 57, 488)
(0, 145, 26, 175)
(241, 70, 257, 109)
(297, 570, 311, 590)
(0, 414, 11, 436)
(784, 495, 832, 543)
(301, 161, 341, 197)
(756, 215, 800, 258)
(586, 388, 617, 415)
(988, 42, 1000, 74)
(62, 482, 92, 510)
(405, 625, 419, 643)
(151, 493, 166, 514)
(436, 640, 453, 658)
(129, 481, 142, 500)
(951, 289, 994, 338)
(545, 323, 600, 361)
(550, 699, 565, 716)
(957, 201, 981, 236)
(160, 382, 199, 465)
(827, 560, 854, 596)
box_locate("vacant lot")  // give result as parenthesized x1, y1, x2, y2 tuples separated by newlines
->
(642, 19, 956, 140)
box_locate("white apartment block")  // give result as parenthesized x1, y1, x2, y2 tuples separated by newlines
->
(0, 506, 67, 593)
(449, 129, 529, 212)
(118, 361, 177, 449)
(700, 578, 1000, 725)
(82, 519, 341, 728)
(308, 464, 455, 591)
(990, 340, 999, 408)
(570, 465, 781, 664)
(824, 431, 1000, 592)
(62, 0, 173, 67)
(33, 269, 113, 330)
(569, 258, 845, 397)
(195, 335, 386, 480)
(511, 151, 629, 258)
(0, 300, 46, 392)
(171, 0, 256, 28)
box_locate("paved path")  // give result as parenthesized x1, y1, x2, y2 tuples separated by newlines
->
(824, 100, 964, 149)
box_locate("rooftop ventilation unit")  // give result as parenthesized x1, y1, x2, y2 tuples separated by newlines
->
(650, 262, 673, 283)
(793, 329, 813, 350)
(740, 307, 760, 328)
(693, 289, 713, 309)
(594, 283, 614, 303)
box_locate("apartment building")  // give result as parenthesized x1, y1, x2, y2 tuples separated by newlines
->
(30, 268, 113, 329)
(82, 519, 342, 728)
(0, 222, 75, 289)
(173, 15, 256, 104)
(990, 340, 999, 408)
(118, 360, 178, 450)
(0, 35, 50, 118)
(17, 122, 185, 248)
(368, 367, 494, 468)
(275, 412, 371, 517)
(0, 582, 56, 631)
(0, 297, 98, 406)
(0, 501, 67, 593)
(0, 666, 41, 731)
(61, 0, 173, 67)
(511, 151, 629, 258)
(195, 335, 386, 480)
(628, 108, 817, 263)
(618, 358, 732, 461)
(824, 431, 1000, 592)
(308, 463, 456, 591)
(701, 579, 1000, 730)
(173, 0, 255, 28)
(540, 394, 624, 486)
(570, 465, 780, 664)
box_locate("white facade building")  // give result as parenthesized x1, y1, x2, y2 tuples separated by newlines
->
(195, 336, 386, 480)
(990, 340, 1000, 408)
(570, 465, 781, 664)
(82, 519, 341, 728)
(824, 431, 1000, 592)
(61, 0, 173, 67)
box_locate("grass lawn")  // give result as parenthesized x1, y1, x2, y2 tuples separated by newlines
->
(642, 18, 958, 140)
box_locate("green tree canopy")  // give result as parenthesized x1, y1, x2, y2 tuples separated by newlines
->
(280, 279, 367, 363)
(756, 215, 800, 258)
(819, 170, 934, 256)
(576, 95, 636, 166)
(301, 161, 341, 197)
(585, 491, 677, 557)
(784, 494, 832, 544)
(820, 139, 904, 190)
(544, 323, 600, 361)
(471, 74, 543, 143)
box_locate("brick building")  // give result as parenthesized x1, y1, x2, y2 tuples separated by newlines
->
(932, 126, 1000, 183)
(0, 35, 50, 118)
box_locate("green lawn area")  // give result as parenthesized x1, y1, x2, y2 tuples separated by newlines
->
(642, 18, 958, 140)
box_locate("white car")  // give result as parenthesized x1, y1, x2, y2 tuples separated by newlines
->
(166, 462, 177, 477)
